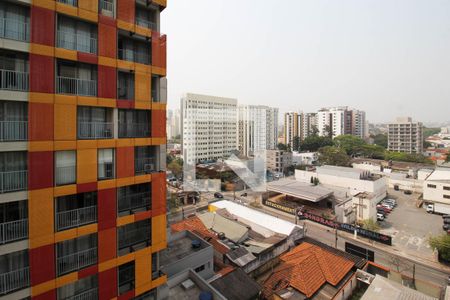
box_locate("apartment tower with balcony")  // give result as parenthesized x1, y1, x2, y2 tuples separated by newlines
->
(0, 0, 167, 299)
(388, 117, 423, 154)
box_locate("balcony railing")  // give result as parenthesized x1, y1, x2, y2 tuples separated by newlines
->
(136, 18, 156, 31)
(118, 49, 150, 65)
(118, 123, 150, 138)
(57, 0, 78, 6)
(57, 247, 97, 276)
(100, 0, 114, 15)
(0, 18, 29, 42)
(0, 170, 27, 194)
(57, 30, 97, 54)
(0, 69, 29, 91)
(0, 267, 29, 295)
(118, 226, 151, 253)
(66, 287, 98, 300)
(99, 162, 114, 180)
(118, 191, 151, 215)
(151, 89, 158, 102)
(135, 157, 156, 175)
(78, 122, 113, 139)
(0, 121, 27, 141)
(57, 76, 97, 97)
(55, 165, 76, 186)
(0, 219, 28, 245)
(56, 205, 97, 231)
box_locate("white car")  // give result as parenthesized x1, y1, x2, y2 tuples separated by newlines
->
(377, 213, 385, 221)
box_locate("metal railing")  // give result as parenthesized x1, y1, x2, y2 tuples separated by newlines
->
(56, 206, 97, 231)
(57, 247, 97, 276)
(118, 191, 151, 214)
(99, 162, 114, 180)
(0, 69, 29, 91)
(135, 157, 156, 174)
(118, 226, 151, 251)
(136, 18, 156, 31)
(0, 170, 27, 194)
(57, 30, 97, 54)
(118, 122, 150, 138)
(0, 17, 29, 42)
(57, 76, 97, 97)
(0, 219, 28, 244)
(151, 89, 158, 102)
(77, 121, 113, 139)
(118, 48, 150, 65)
(100, 0, 114, 15)
(57, 0, 78, 6)
(55, 165, 76, 186)
(0, 267, 29, 295)
(66, 287, 98, 300)
(0, 121, 27, 141)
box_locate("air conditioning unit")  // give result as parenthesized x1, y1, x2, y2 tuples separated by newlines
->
(144, 163, 155, 174)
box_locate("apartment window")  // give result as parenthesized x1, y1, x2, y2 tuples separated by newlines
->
(0, 2, 29, 42)
(57, 0, 78, 7)
(194, 264, 205, 273)
(444, 195, 450, 200)
(55, 151, 76, 186)
(57, 15, 97, 54)
(0, 100, 27, 141)
(0, 250, 29, 295)
(151, 76, 159, 102)
(117, 219, 151, 256)
(0, 151, 27, 194)
(134, 289, 157, 300)
(135, 5, 157, 30)
(78, 106, 113, 140)
(56, 233, 98, 276)
(118, 71, 134, 100)
(427, 184, 437, 189)
(118, 109, 150, 138)
(57, 274, 98, 300)
(0, 200, 28, 244)
(57, 60, 97, 96)
(55, 192, 97, 231)
(135, 146, 157, 175)
(444, 186, 450, 191)
(117, 183, 151, 217)
(98, 148, 115, 180)
(151, 252, 159, 280)
(0, 51, 29, 92)
(99, 0, 114, 17)
(118, 35, 151, 65)
(118, 262, 135, 295)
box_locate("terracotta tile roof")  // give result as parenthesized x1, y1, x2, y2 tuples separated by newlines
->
(263, 242, 354, 299)
(171, 216, 230, 254)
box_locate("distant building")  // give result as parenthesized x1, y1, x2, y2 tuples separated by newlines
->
(266, 150, 293, 174)
(181, 93, 238, 164)
(167, 108, 181, 140)
(284, 112, 301, 148)
(292, 151, 318, 166)
(317, 106, 367, 139)
(300, 112, 318, 140)
(387, 117, 423, 154)
(423, 168, 450, 209)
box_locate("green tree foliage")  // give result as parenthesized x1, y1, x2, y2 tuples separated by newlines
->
(167, 157, 183, 178)
(429, 234, 450, 261)
(300, 136, 333, 152)
(318, 146, 351, 167)
(277, 143, 288, 151)
(446, 155, 450, 163)
(423, 127, 440, 139)
(372, 133, 388, 148)
(333, 135, 366, 155)
(293, 136, 301, 152)
(323, 125, 333, 138)
(384, 151, 432, 164)
(359, 144, 386, 159)
(361, 219, 380, 232)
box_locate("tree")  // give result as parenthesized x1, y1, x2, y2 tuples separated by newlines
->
(423, 141, 432, 149)
(167, 158, 183, 178)
(446, 155, 450, 162)
(293, 136, 300, 152)
(333, 135, 366, 156)
(310, 125, 319, 137)
(324, 125, 333, 138)
(318, 146, 351, 167)
(277, 143, 288, 151)
(384, 151, 432, 164)
(361, 219, 380, 232)
(429, 234, 450, 261)
(300, 136, 333, 152)
(360, 144, 385, 159)
(372, 133, 388, 149)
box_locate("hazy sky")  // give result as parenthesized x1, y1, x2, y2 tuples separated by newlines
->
(162, 0, 450, 123)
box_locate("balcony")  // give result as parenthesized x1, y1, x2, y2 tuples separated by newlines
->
(0, 170, 27, 194)
(78, 122, 113, 139)
(135, 157, 156, 175)
(135, 18, 156, 31)
(0, 267, 29, 295)
(118, 220, 151, 255)
(0, 121, 27, 141)
(57, 0, 78, 6)
(57, 30, 97, 54)
(0, 17, 29, 42)
(56, 206, 97, 232)
(0, 69, 29, 91)
(0, 219, 28, 245)
(65, 287, 98, 300)
(118, 48, 150, 65)
(57, 76, 97, 97)
(118, 191, 151, 216)
(57, 247, 97, 276)
(118, 123, 149, 138)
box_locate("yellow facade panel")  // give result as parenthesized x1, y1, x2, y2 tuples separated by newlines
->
(54, 103, 77, 141)
(28, 188, 55, 249)
(77, 148, 97, 184)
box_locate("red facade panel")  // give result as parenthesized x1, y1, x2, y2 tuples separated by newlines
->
(29, 102, 54, 141)
(98, 65, 117, 99)
(134, 210, 152, 222)
(116, 147, 134, 178)
(118, 290, 135, 300)
(30, 54, 55, 93)
(98, 227, 117, 262)
(29, 244, 56, 286)
(152, 173, 166, 214)
(33, 290, 56, 300)
(99, 14, 117, 27)
(31, 6, 55, 46)
(28, 151, 54, 190)
(77, 182, 98, 194)
(98, 23, 117, 58)
(99, 267, 117, 300)
(77, 52, 98, 65)
(117, 0, 135, 24)
(152, 33, 167, 69)
(98, 188, 117, 230)
(151, 110, 166, 138)
(78, 264, 98, 279)
(117, 100, 134, 109)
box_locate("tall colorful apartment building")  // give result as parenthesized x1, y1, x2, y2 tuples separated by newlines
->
(0, 0, 167, 299)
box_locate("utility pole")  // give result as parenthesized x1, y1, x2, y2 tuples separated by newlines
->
(412, 264, 416, 289)
(335, 228, 338, 248)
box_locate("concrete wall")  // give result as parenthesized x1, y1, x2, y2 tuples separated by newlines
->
(423, 181, 450, 205)
(332, 273, 357, 300)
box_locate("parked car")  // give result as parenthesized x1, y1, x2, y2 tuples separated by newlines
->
(381, 203, 394, 209)
(214, 192, 223, 199)
(404, 190, 413, 195)
(442, 214, 450, 219)
(444, 219, 450, 225)
(377, 213, 385, 221)
(443, 224, 450, 231)
(376, 209, 387, 217)
(383, 199, 397, 206)
(240, 192, 248, 197)
(377, 205, 392, 213)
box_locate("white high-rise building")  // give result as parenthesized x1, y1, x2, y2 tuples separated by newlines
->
(167, 108, 181, 140)
(316, 106, 367, 139)
(284, 112, 301, 148)
(237, 105, 278, 157)
(181, 93, 238, 164)
(388, 117, 423, 153)
(300, 112, 318, 140)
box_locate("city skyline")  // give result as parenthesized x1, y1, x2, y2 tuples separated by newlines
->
(163, 0, 450, 123)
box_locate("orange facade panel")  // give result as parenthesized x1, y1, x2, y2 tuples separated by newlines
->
(28, 188, 55, 248)
(77, 149, 98, 184)
(54, 103, 77, 141)
(152, 214, 167, 246)
(135, 72, 150, 102)
(78, 0, 99, 13)
(98, 23, 117, 58)
(117, 0, 135, 24)
(135, 253, 152, 289)
(116, 147, 134, 178)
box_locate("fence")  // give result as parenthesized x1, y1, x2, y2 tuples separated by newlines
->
(0, 219, 28, 244)
(0, 121, 27, 141)
(0, 69, 29, 91)
(56, 206, 97, 231)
